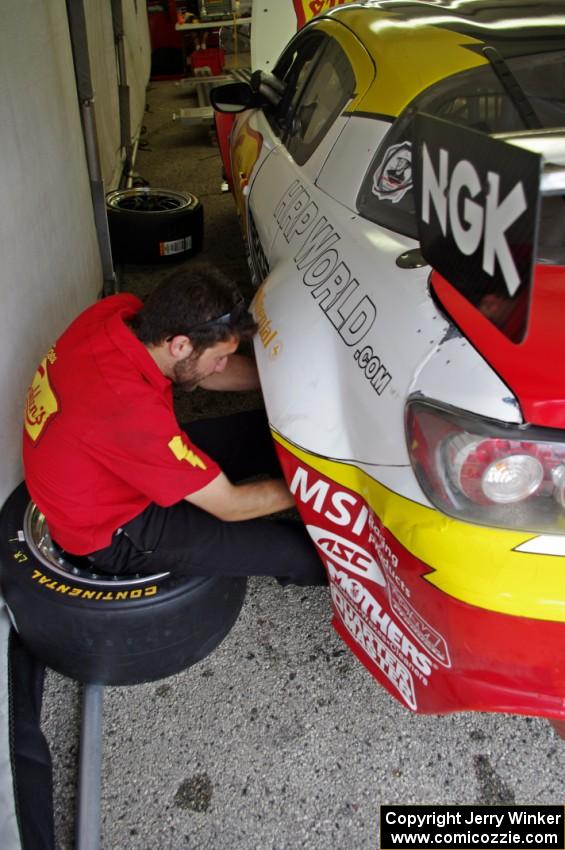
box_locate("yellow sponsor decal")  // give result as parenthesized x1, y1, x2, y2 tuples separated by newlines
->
(32, 569, 158, 600)
(253, 286, 281, 357)
(24, 350, 59, 443)
(293, 0, 357, 28)
(274, 433, 565, 623)
(168, 435, 207, 469)
(231, 115, 264, 230)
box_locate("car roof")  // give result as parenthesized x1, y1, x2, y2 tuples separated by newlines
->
(328, 0, 565, 40)
(307, 1, 565, 119)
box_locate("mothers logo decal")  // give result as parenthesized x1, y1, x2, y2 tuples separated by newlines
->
(286, 462, 447, 711)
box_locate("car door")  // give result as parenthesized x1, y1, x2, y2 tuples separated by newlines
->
(241, 20, 373, 285)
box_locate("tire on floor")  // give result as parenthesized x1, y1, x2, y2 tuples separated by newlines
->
(106, 187, 204, 264)
(0, 483, 245, 685)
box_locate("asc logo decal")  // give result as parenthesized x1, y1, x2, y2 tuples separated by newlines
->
(307, 526, 386, 586)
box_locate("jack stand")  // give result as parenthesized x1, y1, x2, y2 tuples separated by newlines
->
(76, 684, 104, 850)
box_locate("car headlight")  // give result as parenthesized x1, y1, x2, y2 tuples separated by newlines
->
(405, 399, 565, 533)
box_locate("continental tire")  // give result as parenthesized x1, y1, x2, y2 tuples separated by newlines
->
(106, 187, 203, 263)
(0, 483, 246, 686)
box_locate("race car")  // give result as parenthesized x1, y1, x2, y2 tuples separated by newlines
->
(211, 0, 565, 731)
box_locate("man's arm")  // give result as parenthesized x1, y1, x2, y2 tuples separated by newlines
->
(184, 471, 294, 521)
(198, 354, 260, 392)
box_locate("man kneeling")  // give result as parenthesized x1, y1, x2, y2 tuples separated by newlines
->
(23, 264, 326, 586)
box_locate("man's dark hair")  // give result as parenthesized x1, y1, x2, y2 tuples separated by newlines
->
(128, 262, 257, 352)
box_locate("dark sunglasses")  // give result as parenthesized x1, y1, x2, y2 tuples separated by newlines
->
(185, 301, 251, 333)
(168, 300, 252, 339)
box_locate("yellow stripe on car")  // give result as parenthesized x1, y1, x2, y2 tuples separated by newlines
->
(340, 10, 488, 117)
(314, 19, 375, 111)
(274, 432, 565, 623)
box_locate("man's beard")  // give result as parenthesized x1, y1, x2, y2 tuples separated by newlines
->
(172, 351, 205, 391)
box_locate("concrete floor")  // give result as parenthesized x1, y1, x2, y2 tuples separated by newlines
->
(41, 78, 565, 850)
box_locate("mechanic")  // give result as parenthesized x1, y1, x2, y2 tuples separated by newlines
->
(22, 264, 327, 586)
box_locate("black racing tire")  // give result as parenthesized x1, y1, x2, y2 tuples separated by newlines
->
(106, 187, 204, 264)
(0, 484, 245, 686)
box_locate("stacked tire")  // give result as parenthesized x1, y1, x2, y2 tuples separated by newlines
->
(106, 187, 203, 264)
(0, 484, 245, 685)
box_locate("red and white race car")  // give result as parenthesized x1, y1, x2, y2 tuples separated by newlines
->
(212, 0, 565, 733)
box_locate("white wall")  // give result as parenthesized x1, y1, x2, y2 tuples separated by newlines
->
(0, 0, 150, 506)
(250, 0, 361, 70)
(85, 0, 151, 187)
(124, 0, 152, 155)
(86, 0, 123, 187)
(251, 1, 297, 70)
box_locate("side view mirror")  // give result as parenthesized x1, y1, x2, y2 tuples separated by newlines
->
(210, 82, 258, 114)
(250, 70, 285, 106)
(210, 70, 287, 114)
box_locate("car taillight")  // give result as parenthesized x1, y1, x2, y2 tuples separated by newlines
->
(406, 399, 565, 533)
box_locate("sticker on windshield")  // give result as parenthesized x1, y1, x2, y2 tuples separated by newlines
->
(372, 141, 413, 203)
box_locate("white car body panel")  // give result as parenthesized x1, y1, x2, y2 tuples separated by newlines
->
(316, 115, 394, 211)
(251, 140, 520, 488)
(219, 1, 565, 723)
(411, 335, 523, 425)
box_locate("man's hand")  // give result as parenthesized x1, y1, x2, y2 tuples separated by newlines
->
(198, 354, 260, 392)
(185, 471, 294, 521)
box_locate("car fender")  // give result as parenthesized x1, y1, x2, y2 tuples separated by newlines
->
(252, 173, 448, 468)
(230, 109, 280, 233)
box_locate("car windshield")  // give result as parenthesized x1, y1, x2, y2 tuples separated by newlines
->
(357, 49, 565, 243)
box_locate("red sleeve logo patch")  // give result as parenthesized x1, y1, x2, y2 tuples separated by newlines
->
(24, 350, 59, 443)
(167, 435, 207, 470)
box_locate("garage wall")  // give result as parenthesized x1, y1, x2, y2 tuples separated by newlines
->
(86, 0, 151, 188)
(124, 0, 152, 155)
(0, 0, 150, 508)
(85, 0, 123, 187)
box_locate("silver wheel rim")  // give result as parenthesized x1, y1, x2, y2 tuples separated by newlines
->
(106, 187, 198, 214)
(23, 502, 168, 587)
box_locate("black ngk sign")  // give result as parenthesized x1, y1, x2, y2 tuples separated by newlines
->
(414, 113, 541, 305)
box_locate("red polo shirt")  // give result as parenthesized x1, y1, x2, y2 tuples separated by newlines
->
(23, 294, 220, 554)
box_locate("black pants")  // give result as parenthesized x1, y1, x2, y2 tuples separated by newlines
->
(6, 624, 55, 850)
(87, 410, 326, 586)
